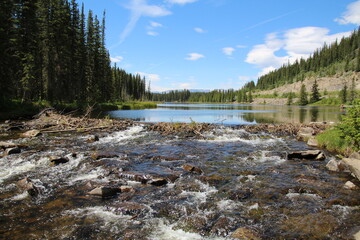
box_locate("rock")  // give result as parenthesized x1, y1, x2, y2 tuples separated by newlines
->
(183, 164, 203, 174)
(91, 151, 121, 160)
(112, 202, 147, 215)
(148, 178, 168, 186)
(231, 227, 261, 240)
(120, 186, 135, 193)
(49, 156, 69, 165)
(16, 178, 39, 197)
(118, 171, 150, 184)
(296, 127, 314, 141)
(307, 136, 318, 147)
(349, 152, 360, 160)
(0, 141, 17, 150)
(287, 150, 326, 161)
(342, 158, 360, 181)
(4, 147, 21, 156)
(7, 123, 24, 131)
(88, 186, 121, 198)
(354, 230, 360, 240)
(343, 181, 357, 190)
(86, 135, 99, 143)
(210, 216, 234, 237)
(326, 159, 341, 172)
(21, 129, 42, 138)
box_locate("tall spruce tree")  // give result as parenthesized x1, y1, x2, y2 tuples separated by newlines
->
(299, 84, 308, 106)
(310, 79, 321, 103)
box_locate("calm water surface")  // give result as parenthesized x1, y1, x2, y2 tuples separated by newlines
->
(106, 103, 343, 124)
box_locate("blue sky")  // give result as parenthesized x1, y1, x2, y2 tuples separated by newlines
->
(81, 0, 360, 92)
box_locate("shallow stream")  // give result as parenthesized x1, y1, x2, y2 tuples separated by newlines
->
(0, 125, 359, 239)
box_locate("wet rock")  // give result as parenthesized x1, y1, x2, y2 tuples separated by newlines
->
(91, 151, 121, 160)
(4, 147, 21, 156)
(21, 129, 42, 138)
(354, 230, 360, 240)
(341, 158, 360, 181)
(86, 135, 99, 143)
(0, 141, 17, 150)
(183, 164, 203, 174)
(307, 136, 318, 147)
(296, 127, 314, 141)
(287, 150, 325, 161)
(16, 178, 39, 197)
(112, 202, 147, 215)
(148, 178, 168, 186)
(120, 185, 135, 193)
(228, 189, 253, 201)
(210, 216, 234, 237)
(198, 174, 230, 185)
(231, 227, 261, 240)
(118, 171, 150, 183)
(88, 186, 121, 198)
(326, 159, 341, 172)
(344, 181, 357, 190)
(7, 123, 24, 131)
(49, 155, 69, 165)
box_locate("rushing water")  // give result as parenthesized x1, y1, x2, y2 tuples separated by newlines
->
(1, 125, 359, 239)
(105, 103, 344, 124)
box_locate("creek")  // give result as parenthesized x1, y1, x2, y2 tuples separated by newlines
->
(0, 123, 359, 239)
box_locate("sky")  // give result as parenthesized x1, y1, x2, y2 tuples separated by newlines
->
(80, 0, 360, 92)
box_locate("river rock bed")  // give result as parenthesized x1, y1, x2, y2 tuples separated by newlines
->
(0, 117, 359, 239)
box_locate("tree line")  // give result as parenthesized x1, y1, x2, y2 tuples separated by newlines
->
(0, 0, 148, 108)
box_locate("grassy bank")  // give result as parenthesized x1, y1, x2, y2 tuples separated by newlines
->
(0, 100, 158, 120)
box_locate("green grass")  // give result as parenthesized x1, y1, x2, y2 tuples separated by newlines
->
(316, 127, 353, 156)
(311, 97, 342, 106)
(116, 101, 158, 110)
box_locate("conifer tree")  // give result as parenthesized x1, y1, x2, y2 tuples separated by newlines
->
(310, 79, 321, 103)
(299, 84, 308, 106)
(340, 84, 348, 104)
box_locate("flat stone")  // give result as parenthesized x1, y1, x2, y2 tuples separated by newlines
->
(231, 227, 261, 240)
(354, 230, 360, 240)
(88, 187, 121, 198)
(21, 130, 42, 138)
(120, 186, 134, 193)
(148, 178, 168, 186)
(296, 127, 314, 141)
(342, 158, 360, 181)
(349, 152, 360, 160)
(287, 150, 325, 161)
(0, 141, 17, 150)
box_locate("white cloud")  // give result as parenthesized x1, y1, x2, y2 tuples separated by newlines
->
(147, 31, 159, 36)
(110, 56, 124, 63)
(136, 72, 161, 82)
(185, 53, 205, 61)
(236, 45, 247, 48)
(119, 0, 171, 44)
(150, 21, 163, 28)
(166, 0, 198, 5)
(245, 27, 351, 77)
(194, 27, 206, 33)
(335, 0, 360, 25)
(146, 21, 163, 36)
(222, 47, 235, 56)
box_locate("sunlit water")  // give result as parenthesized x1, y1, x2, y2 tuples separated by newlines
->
(105, 103, 344, 124)
(0, 125, 359, 239)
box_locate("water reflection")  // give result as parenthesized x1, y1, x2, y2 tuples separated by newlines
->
(105, 103, 343, 124)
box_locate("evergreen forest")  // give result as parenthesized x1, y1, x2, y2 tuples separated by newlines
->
(0, 0, 148, 109)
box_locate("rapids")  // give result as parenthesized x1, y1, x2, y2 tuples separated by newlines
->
(0, 125, 359, 239)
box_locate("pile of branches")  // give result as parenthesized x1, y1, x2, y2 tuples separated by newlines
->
(147, 122, 215, 137)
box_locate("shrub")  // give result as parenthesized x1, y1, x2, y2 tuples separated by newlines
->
(337, 100, 360, 150)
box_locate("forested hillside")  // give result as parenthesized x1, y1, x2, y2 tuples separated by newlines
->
(0, 0, 147, 109)
(152, 28, 360, 104)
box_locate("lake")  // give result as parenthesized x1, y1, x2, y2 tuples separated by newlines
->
(105, 103, 344, 124)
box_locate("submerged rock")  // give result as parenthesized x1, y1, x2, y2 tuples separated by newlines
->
(287, 150, 325, 161)
(21, 129, 42, 138)
(231, 227, 261, 240)
(183, 164, 203, 174)
(341, 158, 360, 181)
(91, 151, 122, 160)
(86, 135, 99, 143)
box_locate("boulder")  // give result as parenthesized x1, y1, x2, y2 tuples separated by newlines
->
(296, 127, 314, 141)
(183, 164, 203, 174)
(16, 178, 39, 197)
(86, 135, 99, 143)
(4, 147, 21, 156)
(120, 185, 135, 193)
(354, 230, 360, 240)
(343, 181, 357, 190)
(326, 159, 341, 172)
(231, 227, 261, 240)
(49, 156, 69, 165)
(307, 136, 319, 147)
(21, 130, 42, 138)
(349, 152, 360, 160)
(342, 158, 360, 181)
(287, 150, 326, 161)
(88, 187, 121, 198)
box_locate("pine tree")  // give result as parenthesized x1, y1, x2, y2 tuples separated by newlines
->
(350, 78, 356, 103)
(299, 84, 308, 106)
(340, 84, 348, 104)
(310, 79, 321, 103)
(287, 92, 293, 105)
